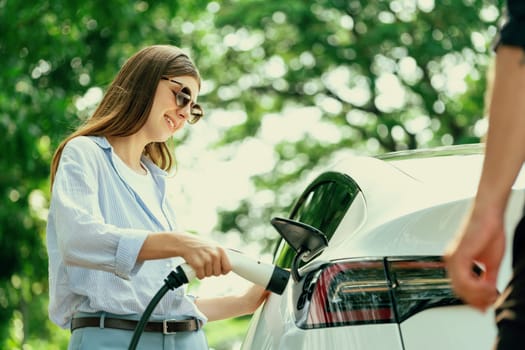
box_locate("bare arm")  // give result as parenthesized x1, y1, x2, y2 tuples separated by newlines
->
(477, 46, 525, 213)
(445, 45, 525, 311)
(138, 232, 231, 279)
(195, 284, 270, 321)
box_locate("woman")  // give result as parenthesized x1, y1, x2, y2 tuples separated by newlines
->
(46, 45, 268, 349)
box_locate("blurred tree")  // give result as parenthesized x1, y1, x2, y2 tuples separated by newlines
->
(0, 0, 206, 348)
(204, 0, 505, 251)
(0, 0, 505, 348)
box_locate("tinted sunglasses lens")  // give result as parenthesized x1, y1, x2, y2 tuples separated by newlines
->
(176, 88, 192, 108)
(188, 105, 204, 124)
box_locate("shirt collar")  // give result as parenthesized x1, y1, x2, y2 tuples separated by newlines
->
(88, 135, 168, 177)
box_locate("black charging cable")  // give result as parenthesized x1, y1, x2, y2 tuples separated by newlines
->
(128, 266, 189, 350)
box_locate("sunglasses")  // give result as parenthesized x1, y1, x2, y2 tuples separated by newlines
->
(161, 77, 204, 124)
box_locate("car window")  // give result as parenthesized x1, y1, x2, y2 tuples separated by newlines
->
(274, 171, 362, 268)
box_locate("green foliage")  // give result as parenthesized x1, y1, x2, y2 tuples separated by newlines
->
(211, 0, 505, 247)
(0, 0, 506, 348)
(204, 316, 252, 350)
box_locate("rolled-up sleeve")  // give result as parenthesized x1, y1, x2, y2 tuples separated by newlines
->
(50, 138, 150, 280)
(115, 230, 148, 279)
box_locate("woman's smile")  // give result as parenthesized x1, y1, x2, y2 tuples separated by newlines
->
(164, 113, 178, 132)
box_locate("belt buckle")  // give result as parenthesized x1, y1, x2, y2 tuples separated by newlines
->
(163, 319, 178, 334)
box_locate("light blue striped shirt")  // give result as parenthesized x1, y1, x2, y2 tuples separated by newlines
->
(46, 136, 204, 329)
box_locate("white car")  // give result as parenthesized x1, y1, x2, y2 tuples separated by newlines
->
(241, 144, 525, 350)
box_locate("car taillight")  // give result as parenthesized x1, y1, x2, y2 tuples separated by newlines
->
(296, 256, 460, 329)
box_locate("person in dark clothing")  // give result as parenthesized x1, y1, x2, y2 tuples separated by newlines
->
(445, 1, 525, 349)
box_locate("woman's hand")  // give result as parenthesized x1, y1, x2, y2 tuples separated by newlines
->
(240, 283, 271, 315)
(195, 283, 271, 321)
(176, 232, 232, 279)
(138, 232, 232, 279)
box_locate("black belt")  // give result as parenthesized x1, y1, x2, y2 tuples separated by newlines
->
(71, 316, 202, 334)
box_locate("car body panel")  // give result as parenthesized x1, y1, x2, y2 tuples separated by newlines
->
(242, 145, 525, 350)
(317, 152, 525, 291)
(242, 297, 404, 350)
(399, 306, 496, 350)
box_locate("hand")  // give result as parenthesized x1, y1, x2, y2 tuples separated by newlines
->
(240, 283, 271, 315)
(177, 232, 232, 279)
(444, 204, 505, 311)
(194, 282, 271, 321)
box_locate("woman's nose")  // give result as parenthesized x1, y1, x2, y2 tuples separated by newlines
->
(177, 104, 191, 121)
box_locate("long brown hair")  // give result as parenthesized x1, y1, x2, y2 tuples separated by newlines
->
(50, 45, 200, 187)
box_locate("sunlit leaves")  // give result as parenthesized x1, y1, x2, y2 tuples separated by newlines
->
(0, 0, 506, 348)
(207, 0, 504, 247)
